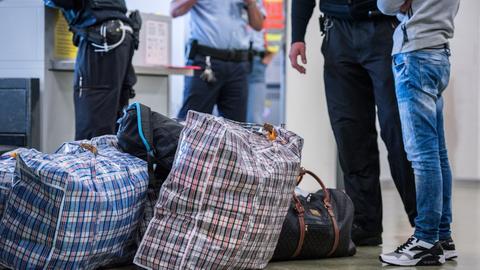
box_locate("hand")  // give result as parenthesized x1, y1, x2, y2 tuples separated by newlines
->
(262, 51, 275, 65)
(400, 0, 412, 13)
(289, 42, 307, 74)
(244, 0, 255, 8)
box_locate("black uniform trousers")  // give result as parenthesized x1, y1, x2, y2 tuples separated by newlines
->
(177, 54, 250, 122)
(321, 17, 417, 233)
(73, 33, 136, 140)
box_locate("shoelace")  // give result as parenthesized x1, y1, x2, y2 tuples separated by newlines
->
(395, 237, 416, 253)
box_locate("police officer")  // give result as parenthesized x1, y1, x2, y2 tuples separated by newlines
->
(290, 0, 417, 246)
(44, 0, 141, 140)
(171, 0, 265, 122)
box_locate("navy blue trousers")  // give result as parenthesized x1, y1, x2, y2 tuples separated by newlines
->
(73, 34, 136, 140)
(178, 54, 249, 122)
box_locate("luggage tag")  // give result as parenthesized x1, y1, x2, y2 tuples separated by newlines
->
(80, 143, 99, 156)
(200, 56, 217, 83)
(263, 123, 278, 141)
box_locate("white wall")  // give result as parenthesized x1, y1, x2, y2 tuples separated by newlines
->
(129, 0, 187, 117)
(445, 0, 480, 181)
(285, 1, 337, 190)
(478, 14, 480, 177)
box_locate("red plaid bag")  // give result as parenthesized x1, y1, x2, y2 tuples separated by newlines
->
(134, 111, 304, 269)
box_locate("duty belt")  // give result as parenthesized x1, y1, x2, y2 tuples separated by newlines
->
(196, 44, 250, 62)
(89, 20, 133, 52)
(252, 50, 266, 59)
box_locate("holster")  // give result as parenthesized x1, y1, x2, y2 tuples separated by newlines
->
(129, 10, 142, 50)
(186, 40, 199, 61)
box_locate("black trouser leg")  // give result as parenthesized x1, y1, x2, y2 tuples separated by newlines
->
(217, 61, 249, 122)
(322, 19, 382, 233)
(177, 55, 222, 120)
(323, 63, 383, 233)
(73, 34, 136, 140)
(362, 19, 417, 227)
(177, 55, 248, 122)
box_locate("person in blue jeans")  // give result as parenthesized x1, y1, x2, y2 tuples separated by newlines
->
(247, 28, 275, 124)
(377, 0, 460, 266)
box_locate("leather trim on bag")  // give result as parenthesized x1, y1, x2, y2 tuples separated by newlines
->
(296, 167, 340, 257)
(292, 195, 305, 258)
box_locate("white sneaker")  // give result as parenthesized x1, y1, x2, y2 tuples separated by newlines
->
(441, 237, 458, 260)
(380, 236, 446, 266)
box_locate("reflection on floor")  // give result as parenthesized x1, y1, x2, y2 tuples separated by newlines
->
(266, 181, 480, 270)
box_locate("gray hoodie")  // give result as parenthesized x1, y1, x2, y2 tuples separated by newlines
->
(377, 0, 460, 55)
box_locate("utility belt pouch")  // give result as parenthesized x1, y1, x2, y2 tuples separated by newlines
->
(129, 10, 142, 50)
(186, 40, 199, 61)
(319, 15, 326, 35)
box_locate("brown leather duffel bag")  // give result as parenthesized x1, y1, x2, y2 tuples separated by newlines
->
(271, 168, 356, 261)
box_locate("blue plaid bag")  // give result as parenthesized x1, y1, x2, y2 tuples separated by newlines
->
(0, 136, 151, 269)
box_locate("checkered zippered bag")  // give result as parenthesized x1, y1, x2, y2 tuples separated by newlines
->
(0, 136, 151, 269)
(134, 111, 304, 270)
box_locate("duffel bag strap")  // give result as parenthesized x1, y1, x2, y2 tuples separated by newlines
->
(292, 195, 306, 258)
(294, 167, 340, 257)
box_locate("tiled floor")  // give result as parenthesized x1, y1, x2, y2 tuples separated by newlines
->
(265, 181, 480, 270)
(112, 181, 479, 270)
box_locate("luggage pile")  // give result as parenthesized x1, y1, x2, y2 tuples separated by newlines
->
(0, 103, 355, 269)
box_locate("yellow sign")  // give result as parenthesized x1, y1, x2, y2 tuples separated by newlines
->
(54, 10, 77, 60)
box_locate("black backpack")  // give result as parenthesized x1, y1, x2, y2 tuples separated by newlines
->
(117, 103, 183, 187)
(320, 0, 380, 20)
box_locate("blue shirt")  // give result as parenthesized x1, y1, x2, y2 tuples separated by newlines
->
(249, 27, 265, 52)
(44, 0, 96, 28)
(189, 0, 265, 50)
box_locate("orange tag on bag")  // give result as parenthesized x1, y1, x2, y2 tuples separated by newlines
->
(80, 143, 98, 156)
(263, 123, 277, 141)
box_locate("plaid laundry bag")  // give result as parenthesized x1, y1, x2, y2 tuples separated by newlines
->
(0, 136, 151, 269)
(134, 111, 304, 270)
(0, 154, 15, 220)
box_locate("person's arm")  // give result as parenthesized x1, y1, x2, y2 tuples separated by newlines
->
(170, 0, 197, 18)
(377, 0, 411, 16)
(245, 0, 264, 31)
(289, 0, 315, 74)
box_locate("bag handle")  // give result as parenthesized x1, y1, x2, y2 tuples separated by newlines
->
(132, 102, 159, 188)
(296, 167, 331, 203)
(134, 102, 154, 156)
(292, 167, 340, 258)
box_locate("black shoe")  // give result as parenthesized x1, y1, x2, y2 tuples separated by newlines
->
(380, 236, 446, 266)
(440, 237, 458, 260)
(351, 224, 382, 246)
